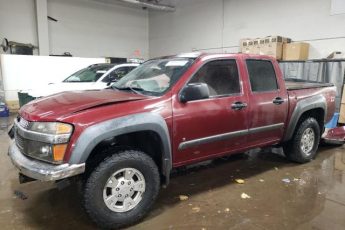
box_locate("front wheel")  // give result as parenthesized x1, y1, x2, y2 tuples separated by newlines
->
(83, 150, 160, 229)
(283, 117, 321, 163)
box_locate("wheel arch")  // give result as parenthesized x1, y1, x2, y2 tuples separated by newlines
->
(283, 94, 326, 142)
(68, 113, 172, 184)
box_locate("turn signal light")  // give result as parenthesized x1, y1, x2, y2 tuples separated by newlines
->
(56, 123, 73, 134)
(53, 144, 68, 162)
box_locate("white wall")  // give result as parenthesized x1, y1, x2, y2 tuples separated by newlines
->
(0, 0, 38, 51)
(48, 0, 149, 59)
(149, 0, 224, 58)
(149, 0, 345, 59)
(0, 0, 149, 59)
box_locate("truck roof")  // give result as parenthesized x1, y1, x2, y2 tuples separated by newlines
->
(158, 52, 277, 61)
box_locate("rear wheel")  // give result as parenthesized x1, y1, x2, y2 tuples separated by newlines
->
(283, 117, 321, 163)
(83, 150, 160, 229)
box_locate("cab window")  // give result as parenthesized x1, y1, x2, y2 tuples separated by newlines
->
(246, 60, 278, 92)
(189, 60, 240, 97)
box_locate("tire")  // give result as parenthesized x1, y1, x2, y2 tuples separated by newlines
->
(83, 150, 160, 229)
(283, 117, 321, 163)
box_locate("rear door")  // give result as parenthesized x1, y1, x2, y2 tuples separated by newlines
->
(245, 59, 288, 145)
(172, 59, 249, 165)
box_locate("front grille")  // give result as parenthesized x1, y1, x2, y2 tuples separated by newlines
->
(15, 132, 25, 151)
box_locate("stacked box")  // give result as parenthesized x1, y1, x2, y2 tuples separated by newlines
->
(259, 39, 265, 55)
(240, 38, 254, 54)
(239, 36, 291, 59)
(260, 36, 291, 60)
(253, 39, 261, 55)
(282, 42, 310, 60)
(339, 85, 345, 124)
(240, 38, 250, 51)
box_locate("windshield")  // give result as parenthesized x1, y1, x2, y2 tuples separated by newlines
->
(64, 64, 114, 83)
(112, 58, 194, 96)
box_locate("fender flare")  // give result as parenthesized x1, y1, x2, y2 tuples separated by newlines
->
(68, 112, 172, 179)
(283, 94, 326, 142)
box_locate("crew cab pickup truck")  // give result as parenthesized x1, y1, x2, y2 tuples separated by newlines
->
(8, 53, 336, 229)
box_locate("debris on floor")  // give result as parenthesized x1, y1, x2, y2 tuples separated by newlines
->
(282, 178, 291, 183)
(241, 193, 251, 199)
(224, 208, 230, 212)
(14, 190, 28, 200)
(191, 206, 201, 213)
(235, 179, 245, 184)
(179, 195, 189, 201)
(274, 167, 279, 171)
(259, 179, 265, 182)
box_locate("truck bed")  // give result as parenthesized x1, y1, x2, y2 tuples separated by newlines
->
(285, 78, 334, 90)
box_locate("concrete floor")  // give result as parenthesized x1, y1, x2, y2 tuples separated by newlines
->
(1, 123, 345, 230)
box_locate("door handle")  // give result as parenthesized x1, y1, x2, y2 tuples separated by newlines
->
(231, 101, 247, 110)
(273, 97, 284, 105)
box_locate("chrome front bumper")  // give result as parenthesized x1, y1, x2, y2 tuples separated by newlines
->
(8, 142, 85, 181)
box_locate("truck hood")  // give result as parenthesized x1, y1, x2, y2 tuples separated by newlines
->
(20, 89, 148, 121)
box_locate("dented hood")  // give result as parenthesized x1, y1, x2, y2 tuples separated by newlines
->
(20, 89, 148, 121)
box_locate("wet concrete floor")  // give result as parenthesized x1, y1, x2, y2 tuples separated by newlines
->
(1, 121, 345, 229)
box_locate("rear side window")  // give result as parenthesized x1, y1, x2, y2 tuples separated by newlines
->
(189, 60, 241, 96)
(246, 60, 278, 92)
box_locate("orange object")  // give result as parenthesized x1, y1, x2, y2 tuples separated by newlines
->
(56, 123, 72, 134)
(53, 144, 68, 161)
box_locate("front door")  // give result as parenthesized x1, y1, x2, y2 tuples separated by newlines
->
(172, 59, 249, 166)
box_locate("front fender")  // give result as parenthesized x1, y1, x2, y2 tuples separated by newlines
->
(68, 112, 172, 177)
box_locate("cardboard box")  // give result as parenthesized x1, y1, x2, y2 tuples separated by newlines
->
(340, 86, 345, 123)
(252, 39, 261, 54)
(260, 36, 283, 59)
(283, 42, 310, 60)
(240, 38, 250, 53)
(240, 38, 250, 51)
(240, 39, 255, 54)
(5, 100, 19, 112)
(327, 51, 344, 59)
(240, 36, 291, 58)
(341, 84, 345, 104)
(339, 103, 345, 124)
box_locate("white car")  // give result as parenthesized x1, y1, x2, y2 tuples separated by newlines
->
(27, 63, 139, 97)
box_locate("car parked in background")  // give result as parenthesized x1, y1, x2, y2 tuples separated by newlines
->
(26, 63, 139, 98)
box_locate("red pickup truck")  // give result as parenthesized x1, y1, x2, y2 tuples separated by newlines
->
(8, 53, 336, 228)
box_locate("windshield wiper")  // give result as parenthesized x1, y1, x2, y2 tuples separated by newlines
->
(112, 85, 145, 94)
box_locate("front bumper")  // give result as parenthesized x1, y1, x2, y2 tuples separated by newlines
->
(8, 142, 85, 181)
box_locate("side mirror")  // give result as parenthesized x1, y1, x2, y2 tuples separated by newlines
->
(179, 83, 210, 103)
(107, 74, 119, 86)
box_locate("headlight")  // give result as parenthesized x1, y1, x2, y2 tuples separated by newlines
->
(25, 140, 68, 163)
(15, 120, 73, 164)
(30, 122, 73, 135)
